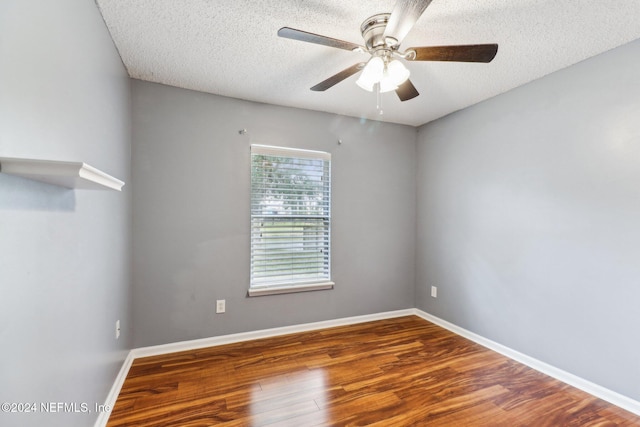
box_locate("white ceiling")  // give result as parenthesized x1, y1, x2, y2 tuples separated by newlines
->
(96, 0, 640, 127)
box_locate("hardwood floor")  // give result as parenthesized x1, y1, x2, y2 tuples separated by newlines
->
(107, 316, 640, 426)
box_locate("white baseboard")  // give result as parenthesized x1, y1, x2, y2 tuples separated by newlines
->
(131, 309, 414, 359)
(96, 307, 640, 426)
(94, 351, 135, 427)
(413, 309, 640, 416)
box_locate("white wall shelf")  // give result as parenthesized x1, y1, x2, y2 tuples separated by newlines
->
(0, 157, 125, 191)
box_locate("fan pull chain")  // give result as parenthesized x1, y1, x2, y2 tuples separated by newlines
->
(375, 83, 384, 115)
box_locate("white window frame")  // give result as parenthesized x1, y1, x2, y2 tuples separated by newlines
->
(249, 144, 333, 297)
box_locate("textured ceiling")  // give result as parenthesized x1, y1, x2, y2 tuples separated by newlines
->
(96, 0, 640, 127)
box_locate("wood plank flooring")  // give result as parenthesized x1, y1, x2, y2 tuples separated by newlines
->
(106, 316, 640, 426)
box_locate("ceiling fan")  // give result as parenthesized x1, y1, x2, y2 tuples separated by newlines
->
(278, 0, 498, 102)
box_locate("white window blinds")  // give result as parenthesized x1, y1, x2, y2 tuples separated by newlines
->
(250, 145, 332, 295)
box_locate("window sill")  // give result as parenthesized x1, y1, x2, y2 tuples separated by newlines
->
(248, 282, 334, 297)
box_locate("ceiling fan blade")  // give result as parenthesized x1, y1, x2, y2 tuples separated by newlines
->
(383, 0, 434, 46)
(278, 27, 363, 52)
(311, 63, 366, 91)
(395, 79, 420, 101)
(407, 44, 499, 63)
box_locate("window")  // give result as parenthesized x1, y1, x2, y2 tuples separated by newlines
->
(250, 144, 332, 296)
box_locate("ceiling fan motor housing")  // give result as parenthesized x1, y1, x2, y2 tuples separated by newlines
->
(360, 13, 392, 51)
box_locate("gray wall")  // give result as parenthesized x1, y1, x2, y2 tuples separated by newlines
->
(416, 39, 640, 400)
(0, 1, 132, 426)
(131, 80, 416, 347)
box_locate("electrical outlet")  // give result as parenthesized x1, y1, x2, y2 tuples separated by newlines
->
(216, 299, 226, 314)
(115, 320, 121, 339)
(431, 286, 438, 298)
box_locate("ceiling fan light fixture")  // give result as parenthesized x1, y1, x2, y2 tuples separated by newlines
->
(356, 56, 410, 93)
(386, 59, 410, 86)
(378, 77, 399, 93)
(356, 57, 384, 91)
